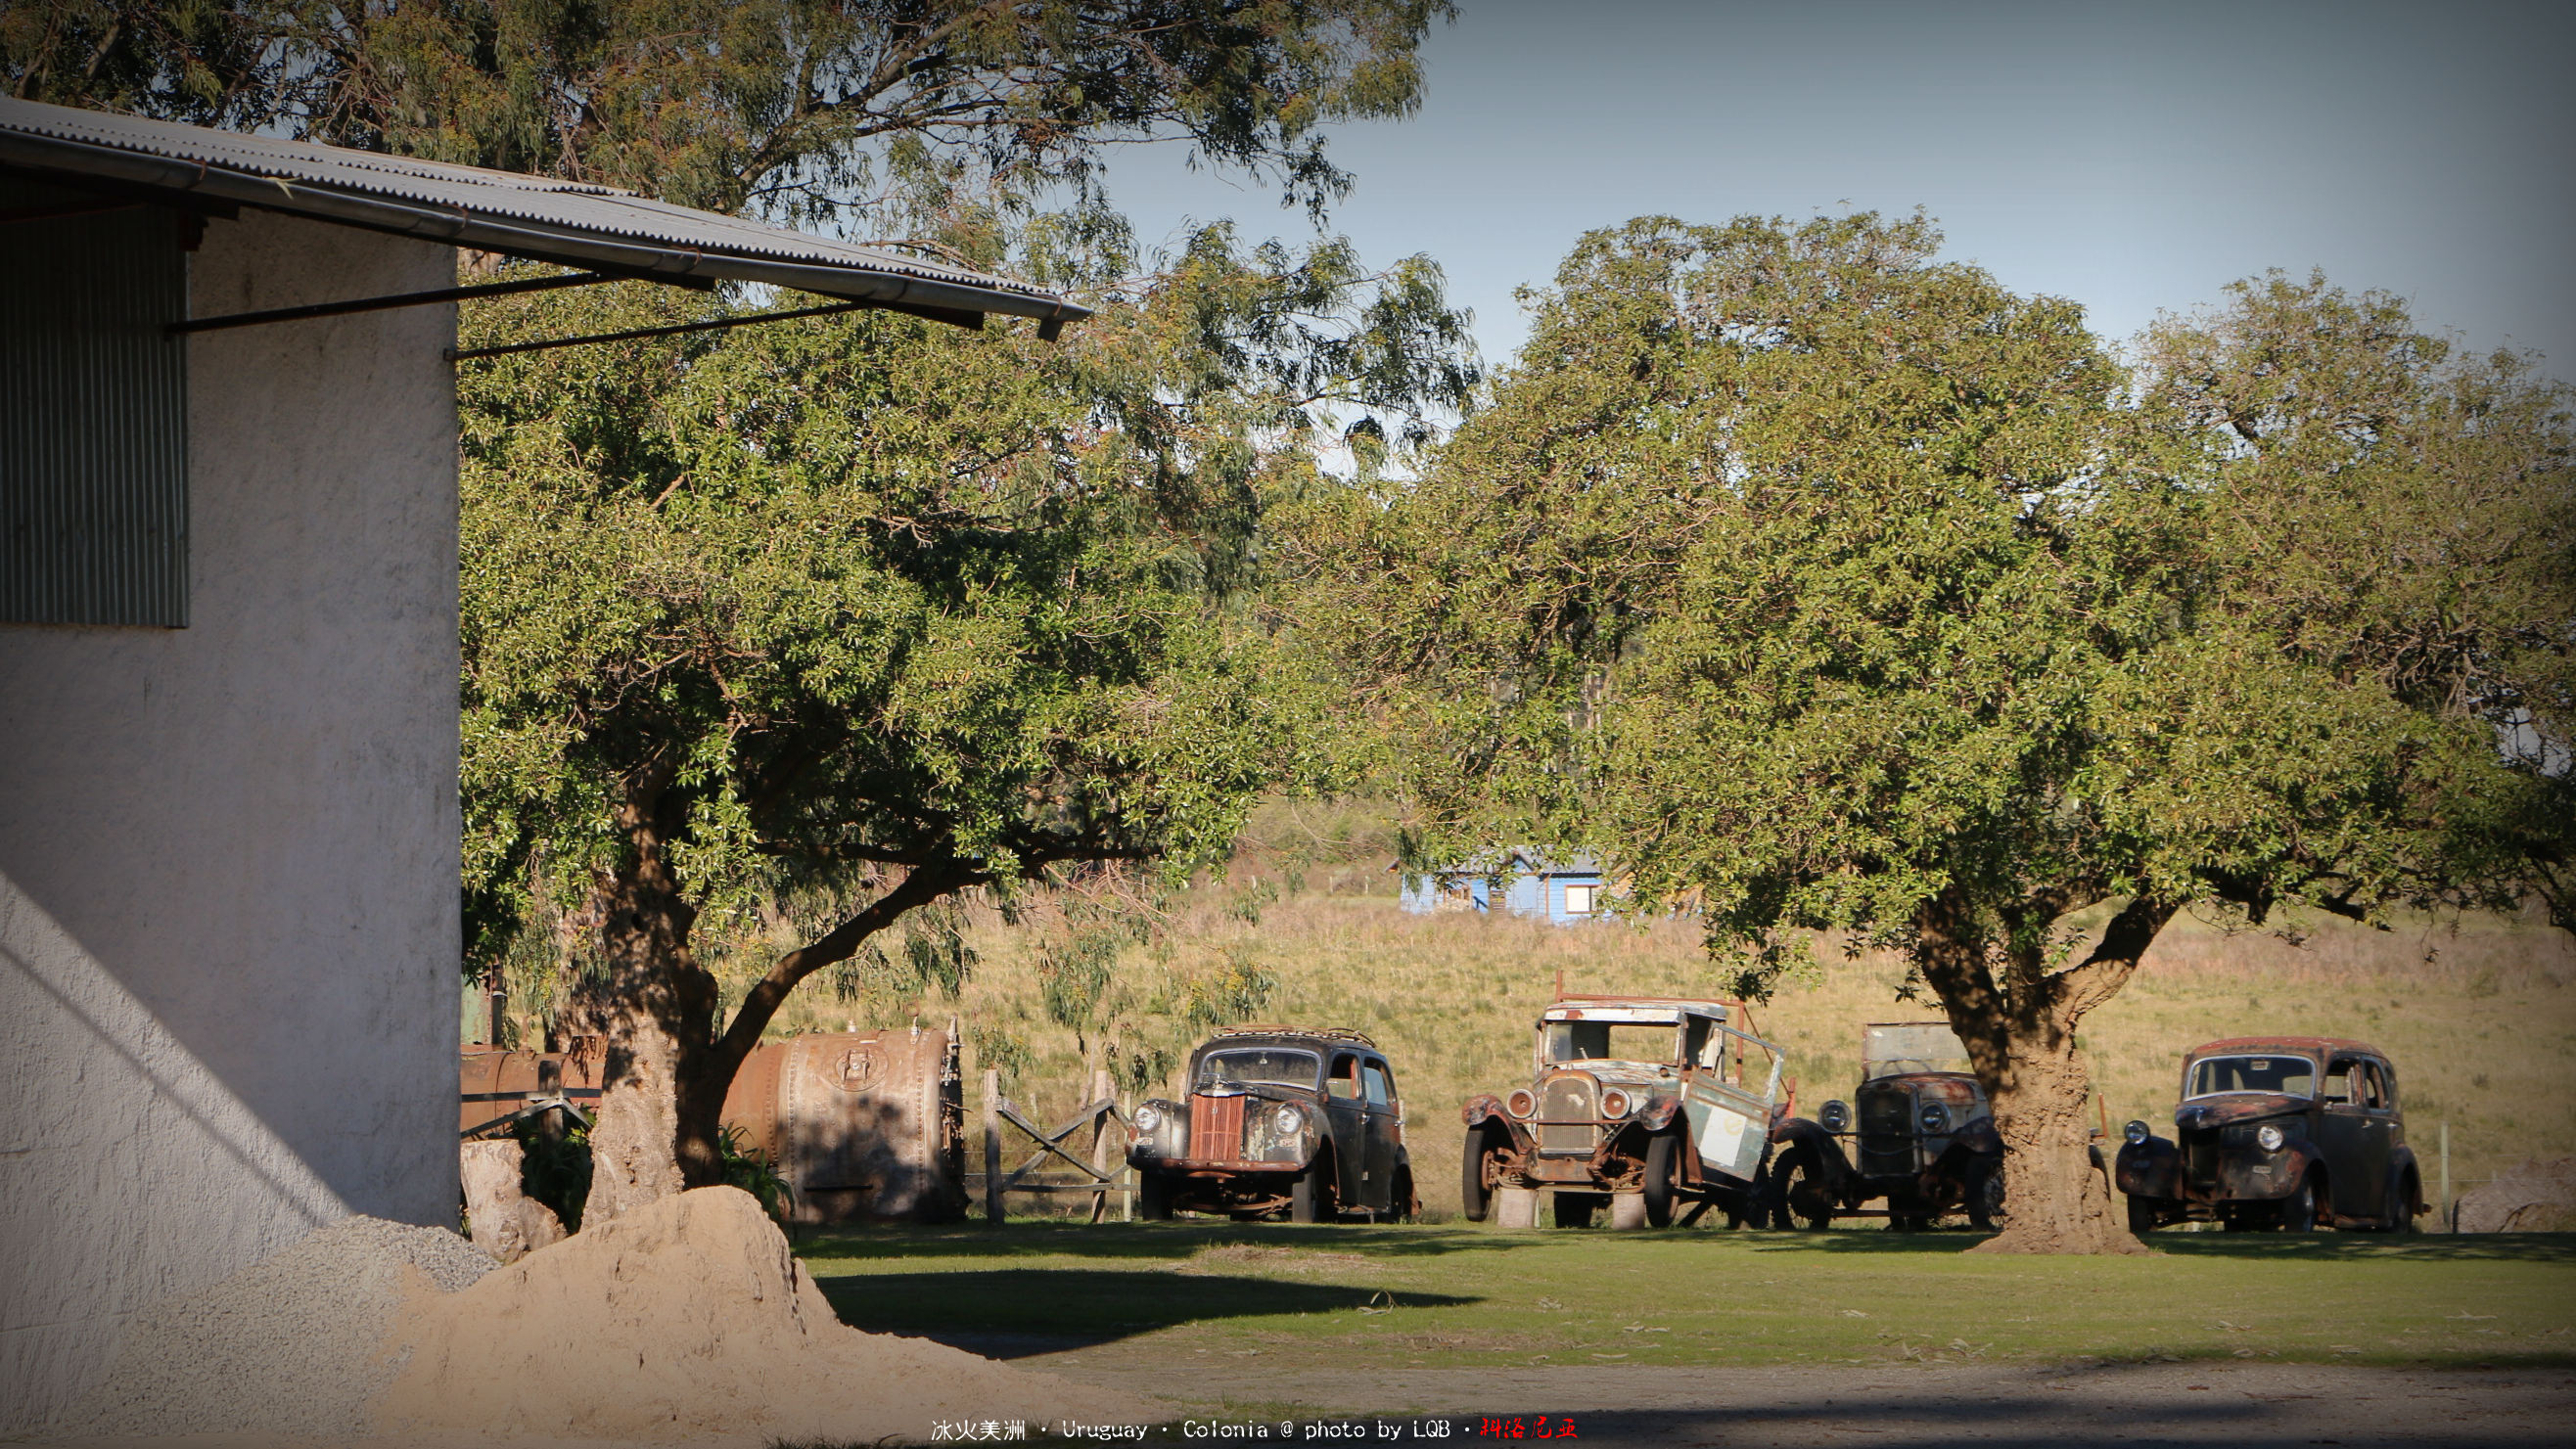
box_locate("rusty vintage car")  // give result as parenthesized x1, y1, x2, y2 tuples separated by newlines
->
(2117, 1036, 2424, 1233)
(1768, 1022, 2005, 1231)
(1460, 995, 1784, 1228)
(1127, 1026, 1416, 1222)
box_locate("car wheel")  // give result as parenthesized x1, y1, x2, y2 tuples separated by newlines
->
(1642, 1133, 1681, 1228)
(1460, 1126, 1506, 1223)
(1552, 1192, 1601, 1229)
(2278, 1172, 2320, 1233)
(1289, 1158, 1332, 1224)
(1391, 1161, 1418, 1224)
(2384, 1168, 2417, 1233)
(1771, 1148, 1834, 1231)
(1138, 1170, 1174, 1221)
(2126, 1194, 2158, 1236)
(1965, 1157, 2007, 1232)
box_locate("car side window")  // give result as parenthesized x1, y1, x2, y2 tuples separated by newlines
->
(1328, 1053, 1359, 1100)
(2358, 1061, 2391, 1111)
(1362, 1063, 1394, 1109)
(2373, 1061, 2399, 1113)
(2322, 1061, 2350, 1105)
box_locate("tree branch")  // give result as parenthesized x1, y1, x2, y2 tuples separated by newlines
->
(711, 858, 985, 1071)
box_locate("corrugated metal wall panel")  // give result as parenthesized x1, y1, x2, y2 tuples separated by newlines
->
(1, 176, 189, 626)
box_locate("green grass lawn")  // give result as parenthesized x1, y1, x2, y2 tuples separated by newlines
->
(799, 1219, 2576, 1373)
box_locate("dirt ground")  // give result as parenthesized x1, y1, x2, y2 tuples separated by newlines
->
(1023, 1352, 2576, 1448)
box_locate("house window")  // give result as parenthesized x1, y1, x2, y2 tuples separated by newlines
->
(2, 177, 190, 626)
(1562, 883, 1598, 915)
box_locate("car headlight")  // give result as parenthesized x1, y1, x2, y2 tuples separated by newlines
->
(1274, 1103, 1306, 1135)
(1820, 1100, 1851, 1133)
(1507, 1090, 1536, 1119)
(2256, 1123, 2285, 1153)
(1918, 1102, 1952, 1135)
(2123, 1119, 2149, 1146)
(1600, 1089, 1631, 1118)
(1134, 1103, 1164, 1134)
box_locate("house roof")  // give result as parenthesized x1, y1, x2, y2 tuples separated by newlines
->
(1397, 848, 1604, 877)
(0, 97, 1085, 329)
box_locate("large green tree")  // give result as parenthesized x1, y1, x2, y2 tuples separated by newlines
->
(1284, 214, 2569, 1251)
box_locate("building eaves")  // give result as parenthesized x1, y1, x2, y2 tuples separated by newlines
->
(0, 98, 1085, 328)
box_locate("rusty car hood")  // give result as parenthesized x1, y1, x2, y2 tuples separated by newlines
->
(2174, 1094, 2309, 1130)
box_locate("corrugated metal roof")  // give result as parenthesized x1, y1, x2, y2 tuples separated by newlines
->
(0, 97, 1085, 326)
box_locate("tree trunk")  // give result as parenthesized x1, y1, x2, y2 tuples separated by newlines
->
(1914, 888, 2176, 1255)
(576, 792, 981, 1224)
(577, 785, 721, 1224)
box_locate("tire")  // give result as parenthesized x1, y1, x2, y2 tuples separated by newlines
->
(2278, 1172, 2320, 1233)
(1391, 1162, 1417, 1224)
(1642, 1134, 1681, 1228)
(2126, 1194, 2158, 1236)
(1887, 1212, 1925, 1233)
(2388, 1170, 2417, 1234)
(1965, 1157, 2006, 1232)
(1771, 1148, 1834, 1231)
(1460, 1127, 1504, 1223)
(1552, 1192, 1601, 1229)
(1289, 1158, 1331, 1224)
(1138, 1171, 1174, 1221)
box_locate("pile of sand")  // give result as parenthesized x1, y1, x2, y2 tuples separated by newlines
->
(52, 1188, 1157, 1444)
(2456, 1156, 2576, 1233)
(377, 1186, 1157, 1442)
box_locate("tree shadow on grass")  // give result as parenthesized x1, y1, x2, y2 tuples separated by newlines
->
(1736, 1229, 2576, 1262)
(794, 1219, 1556, 1265)
(812, 1267, 1476, 1354)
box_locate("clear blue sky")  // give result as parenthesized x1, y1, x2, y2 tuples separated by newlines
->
(1100, 0, 2576, 381)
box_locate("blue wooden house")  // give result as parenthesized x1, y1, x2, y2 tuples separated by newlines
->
(1397, 850, 1608, 924)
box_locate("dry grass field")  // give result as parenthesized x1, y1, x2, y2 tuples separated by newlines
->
(741, 803, 2576, 1225)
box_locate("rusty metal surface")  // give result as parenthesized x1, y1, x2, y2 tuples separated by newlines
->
(1188, 1093, 1248, 1162)
(2185, 1035, 2382, 1061)
(721, 1027, 964, 1223)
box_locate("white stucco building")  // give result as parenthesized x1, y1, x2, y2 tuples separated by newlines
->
(0, 98, 1080, 1431)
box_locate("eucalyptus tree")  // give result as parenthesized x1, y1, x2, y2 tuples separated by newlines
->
(1283, 213, 2562, 1251)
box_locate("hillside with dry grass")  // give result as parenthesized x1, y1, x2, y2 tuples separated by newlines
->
(732, 803, 2574, 1222)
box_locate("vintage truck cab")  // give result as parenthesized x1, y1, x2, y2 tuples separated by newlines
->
(1128, 1026, 1415, 1223)
(2118, 1036, 2423, 1233)
(1460, 995, 1784, 1228)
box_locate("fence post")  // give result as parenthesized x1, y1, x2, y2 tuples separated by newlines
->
(2439, 1119, 2451, 1233)
(1087, 1067, 1116, 1224)
(983, 1067, 1002, 1226)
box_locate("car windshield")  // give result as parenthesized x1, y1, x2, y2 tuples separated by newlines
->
(1196, 1047, 1319, 1090)
(2186, 1055, 2317, 1099)
(1543, 1021, 1679, 1064)
(1862, 1023, 1972, 1079)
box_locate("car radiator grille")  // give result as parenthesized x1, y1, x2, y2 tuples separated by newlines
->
(1539, 1075, 1596, 1156)
(1858, 1087, 1914, 1176)
(2181, 1127, 2220, 1187)
(1189, 1094, 1245, 1160)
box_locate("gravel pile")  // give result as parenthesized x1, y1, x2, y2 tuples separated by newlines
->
(54, 1214, 492, 1438)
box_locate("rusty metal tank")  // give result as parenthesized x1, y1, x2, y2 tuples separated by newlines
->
(455, 1025, 963, 1223)
(721, 1026, 965, 1224)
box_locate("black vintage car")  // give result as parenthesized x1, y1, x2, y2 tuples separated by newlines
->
(1768, 1022, 2007, 1230)
(1128, 1026, 1416, 1222)
(2118, 1036, 2424, 1233)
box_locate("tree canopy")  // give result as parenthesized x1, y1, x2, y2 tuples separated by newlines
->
(1281, 212, 2572, 1250)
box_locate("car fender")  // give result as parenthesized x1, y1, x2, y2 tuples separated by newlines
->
(1637, 1092, 1683, 1133)
(1769, 1116, 1854, 1195)
(2114, 1135, 2180, 1200)
(2390, 1145, 2423, 1213)
(1461, 1095, 1532, 1152)
(2215, 1138, 2321, 1202)
(1955, 1115, 2002, 1156)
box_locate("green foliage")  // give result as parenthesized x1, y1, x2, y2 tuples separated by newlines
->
(510, 1115, 593, 1233)
(966, 1020, 1035, 1093)
(5, 2, 1457, 228)
(716, 1123, 795, 1226)
(1284, 210, 2567, 1024)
